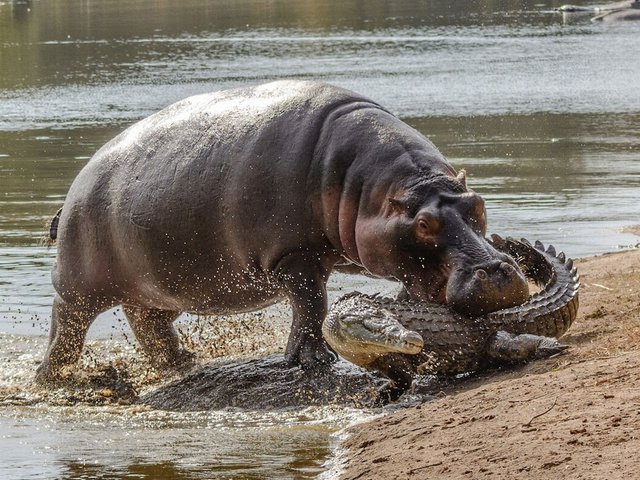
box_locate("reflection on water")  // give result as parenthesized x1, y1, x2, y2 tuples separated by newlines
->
(2, 0, 640, 129)
(1, 0, 639, 478)
(0, 406, 337, 480)
(408, 112, 640, 255)
(0, 406, 339, 479)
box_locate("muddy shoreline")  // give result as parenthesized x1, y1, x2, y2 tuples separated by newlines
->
(337, 248, 640, 479)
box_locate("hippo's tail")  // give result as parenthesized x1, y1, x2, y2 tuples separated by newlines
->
(42, 207, 63, 246)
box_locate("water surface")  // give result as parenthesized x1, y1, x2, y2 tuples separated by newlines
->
(1, 0, 639, 478)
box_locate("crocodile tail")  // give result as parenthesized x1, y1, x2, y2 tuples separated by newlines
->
(487, 236, 580, 338)
(48, 207, 63, 243)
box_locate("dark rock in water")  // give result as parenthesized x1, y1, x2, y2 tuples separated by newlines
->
(141, 355, 388, 411)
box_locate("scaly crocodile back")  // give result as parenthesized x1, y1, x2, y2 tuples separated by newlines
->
(484, 236, 580, 338)
(373, 237, 580, 339)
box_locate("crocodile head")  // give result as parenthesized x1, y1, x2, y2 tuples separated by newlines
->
(322, 295, 423, 368)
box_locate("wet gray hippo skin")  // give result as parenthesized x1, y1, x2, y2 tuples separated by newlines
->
(36, 81, 529, 383)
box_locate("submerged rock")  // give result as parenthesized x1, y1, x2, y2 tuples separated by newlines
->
(140, 355, 389, 411)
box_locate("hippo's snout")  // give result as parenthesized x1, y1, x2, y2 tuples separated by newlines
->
(446, 257, 530, 317)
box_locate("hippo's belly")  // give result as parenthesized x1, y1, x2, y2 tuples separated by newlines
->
(119, 260, 286, 315)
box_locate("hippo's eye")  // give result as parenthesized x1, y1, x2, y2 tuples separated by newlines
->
(469, 198, 487, 231)
(415, 213, 441, 244)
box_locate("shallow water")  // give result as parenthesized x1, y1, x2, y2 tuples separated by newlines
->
(0, 331, 379, 480)
(0, 403, 343, 480)
(1, 0, 639, 478)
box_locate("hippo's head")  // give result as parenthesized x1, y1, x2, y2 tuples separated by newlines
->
(353, 170, 529, 316)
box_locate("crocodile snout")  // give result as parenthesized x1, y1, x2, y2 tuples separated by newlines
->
(398, 330, 424, 354)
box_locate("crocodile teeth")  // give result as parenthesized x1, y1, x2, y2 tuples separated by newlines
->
(546, 244, 557, 256)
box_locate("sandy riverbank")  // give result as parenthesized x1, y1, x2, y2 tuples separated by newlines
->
(339, 247, 640, 479)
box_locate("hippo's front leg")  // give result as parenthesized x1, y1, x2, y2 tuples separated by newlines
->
(274, 252, 336, 369)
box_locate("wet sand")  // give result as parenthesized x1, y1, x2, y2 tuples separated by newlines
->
(338, 247, 640, 479)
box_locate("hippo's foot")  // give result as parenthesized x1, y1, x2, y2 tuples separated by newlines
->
(154, 348, 197, 375)
(35, 294, 104, 387)
(122, 306, 196, 375)
(285, 340, 336, 370)
(33, 362, 65, 386)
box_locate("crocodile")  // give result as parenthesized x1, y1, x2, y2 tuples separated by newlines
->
(323, 236, 580, 401)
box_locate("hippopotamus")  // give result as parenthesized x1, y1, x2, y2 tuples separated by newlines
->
(35, 81, 529, 383)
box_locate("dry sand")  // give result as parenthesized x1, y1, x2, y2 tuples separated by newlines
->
(339, 248, 640, 480)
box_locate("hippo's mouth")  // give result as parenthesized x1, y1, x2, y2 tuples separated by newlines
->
(444, 249, 531, 316)
(405, 259, 451, 304)
(431, 263, 451, 304)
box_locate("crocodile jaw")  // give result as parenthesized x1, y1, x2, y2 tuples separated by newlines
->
(323, 312, 424, 366)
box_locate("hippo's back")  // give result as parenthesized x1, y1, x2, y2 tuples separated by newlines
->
(53, 81, 382, 307)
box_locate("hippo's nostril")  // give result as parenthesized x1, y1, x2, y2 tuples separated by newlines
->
(500, 262, 515, 276)
(474, 268, 488, 281)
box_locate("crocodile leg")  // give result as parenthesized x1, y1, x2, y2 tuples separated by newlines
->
(487, 330, 568, 363)
(371, 353, 415, 403)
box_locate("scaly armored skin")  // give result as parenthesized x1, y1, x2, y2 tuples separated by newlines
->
(323, 236, 580, 400)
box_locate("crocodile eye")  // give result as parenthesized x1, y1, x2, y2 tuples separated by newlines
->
(339, 314, 360, 326)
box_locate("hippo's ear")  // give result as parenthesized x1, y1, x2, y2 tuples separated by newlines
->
(456, 169, 467, 189)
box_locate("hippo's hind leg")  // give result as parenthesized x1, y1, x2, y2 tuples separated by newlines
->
(275, 252, 336, 369)
(35, 294, 105, 384)
(121, 306, 195, 372)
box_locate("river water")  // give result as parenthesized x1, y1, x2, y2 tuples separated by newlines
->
(1, 0, 639, 478)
